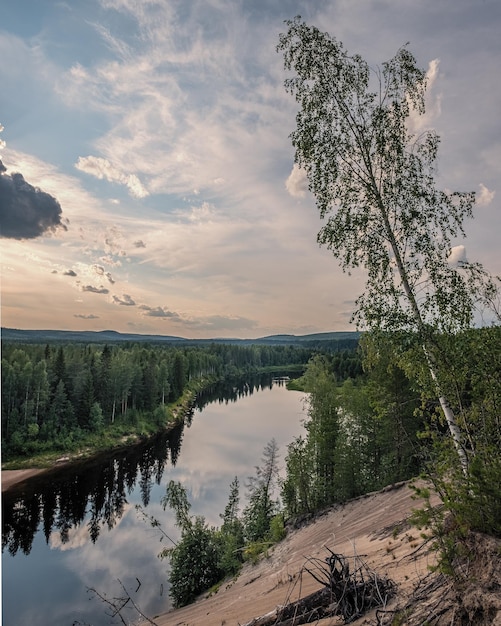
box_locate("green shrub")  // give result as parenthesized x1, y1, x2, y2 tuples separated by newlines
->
(269, 514, 286, 542)
(168, 516, 223, 608)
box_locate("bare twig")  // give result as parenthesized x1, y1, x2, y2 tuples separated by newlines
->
(87, 578, 159, 626)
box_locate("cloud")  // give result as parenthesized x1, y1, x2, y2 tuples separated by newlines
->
(138, 306, 258, 332)
(74, 313, 99, 319)
(285, 164, 308, 198)
(56, 0, 293, 202)
(112, 293, 136, 306)
(64, 269, 77, 276)
(477, 183, 495, 207)
(407, 58, 442, 134)
(0, 159, 67, 239)
(92, 264, 115, 283)
(449, 245, 467, 266)
(139, 305, 179, 318)
(75, 155, 148, 198)
(99, 255, 122, 267)
(133, 239, 146, 248)
(81, 285, 110, 294)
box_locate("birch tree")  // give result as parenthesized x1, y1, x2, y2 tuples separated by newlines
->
(278, 17, 497, 473)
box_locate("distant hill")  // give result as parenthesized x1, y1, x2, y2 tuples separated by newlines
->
(1, 327, 360, 349)
(0, 328, 186, 344)
(255, 331, 360, 343)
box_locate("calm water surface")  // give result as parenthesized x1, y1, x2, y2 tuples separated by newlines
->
(2, 377, 306, 626)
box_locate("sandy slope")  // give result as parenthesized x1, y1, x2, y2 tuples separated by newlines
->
(153, 481, 439, 626)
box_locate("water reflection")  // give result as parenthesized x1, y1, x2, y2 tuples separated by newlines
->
(2, 426, 182, 556)
(2, 372, 295, 557)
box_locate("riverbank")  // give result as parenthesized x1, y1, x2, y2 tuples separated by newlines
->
(1, 387, 198, 492)
(152, 482, 501, 626)
(1, 370, 303, 491)
(153, 480, 440, 626)
(1, 468, 50, 491)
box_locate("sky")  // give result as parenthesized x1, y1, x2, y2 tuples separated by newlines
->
(1, 0, 500, 339)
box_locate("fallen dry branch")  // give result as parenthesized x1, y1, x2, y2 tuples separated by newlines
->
(376, 571, 453, 625)
(241, 547, 396, 626)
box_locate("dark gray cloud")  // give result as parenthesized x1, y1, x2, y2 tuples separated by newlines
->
(81, 285, 109, 294)
(64, 269, 77, 276)
(74, 313, 99, 319)
(112, 294, 136, 306)
(139, 305, 179, 318)
(133, 240, 146, 248)
(0, 160, 67, 239)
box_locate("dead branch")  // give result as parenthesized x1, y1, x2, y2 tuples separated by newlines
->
(241, 548, 396, 626)
(87, 578, 159, 626)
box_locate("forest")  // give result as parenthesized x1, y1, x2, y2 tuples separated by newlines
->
(1, 340, 329, 461)
(1, 337, 364, 462)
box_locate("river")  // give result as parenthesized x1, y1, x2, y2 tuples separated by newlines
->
(1, 375, 307, 626)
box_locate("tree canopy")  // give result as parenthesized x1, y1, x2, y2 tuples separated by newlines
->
(278, 17, 498, 472)
(278, 16, 495, 335)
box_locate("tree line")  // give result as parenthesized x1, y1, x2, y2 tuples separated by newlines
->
(1, 341, 317, 460)
(1, 342, 361, 461)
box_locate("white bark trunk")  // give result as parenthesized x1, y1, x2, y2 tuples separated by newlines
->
(427, 360, 469, 475)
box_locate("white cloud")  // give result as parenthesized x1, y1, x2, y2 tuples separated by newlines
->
(426, 58, 440, 91)
(477, 183, 495, 207)
(75, 156, 149, 198)
(408, 58, 442, 134)
(285, 163, 308, 198)
(55, 0, 293, 203)
(448, 245, 467, 266)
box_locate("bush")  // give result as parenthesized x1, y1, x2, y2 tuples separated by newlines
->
(269, 514, 287, 542)
(168, 516, 223, 608)
(217, 530, 244, 576)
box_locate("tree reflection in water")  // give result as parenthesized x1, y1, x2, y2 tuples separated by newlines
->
(2, 372, 293, 557)
(2, 425, 181, 556)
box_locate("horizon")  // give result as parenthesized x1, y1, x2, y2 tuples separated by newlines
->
(1, 1, 499, 339)
(1, 326, 360, 342)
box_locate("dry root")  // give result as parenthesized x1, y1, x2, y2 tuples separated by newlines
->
(242, 547, 396, 626)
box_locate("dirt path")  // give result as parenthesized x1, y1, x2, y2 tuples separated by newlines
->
(153, 481, 439, 626)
